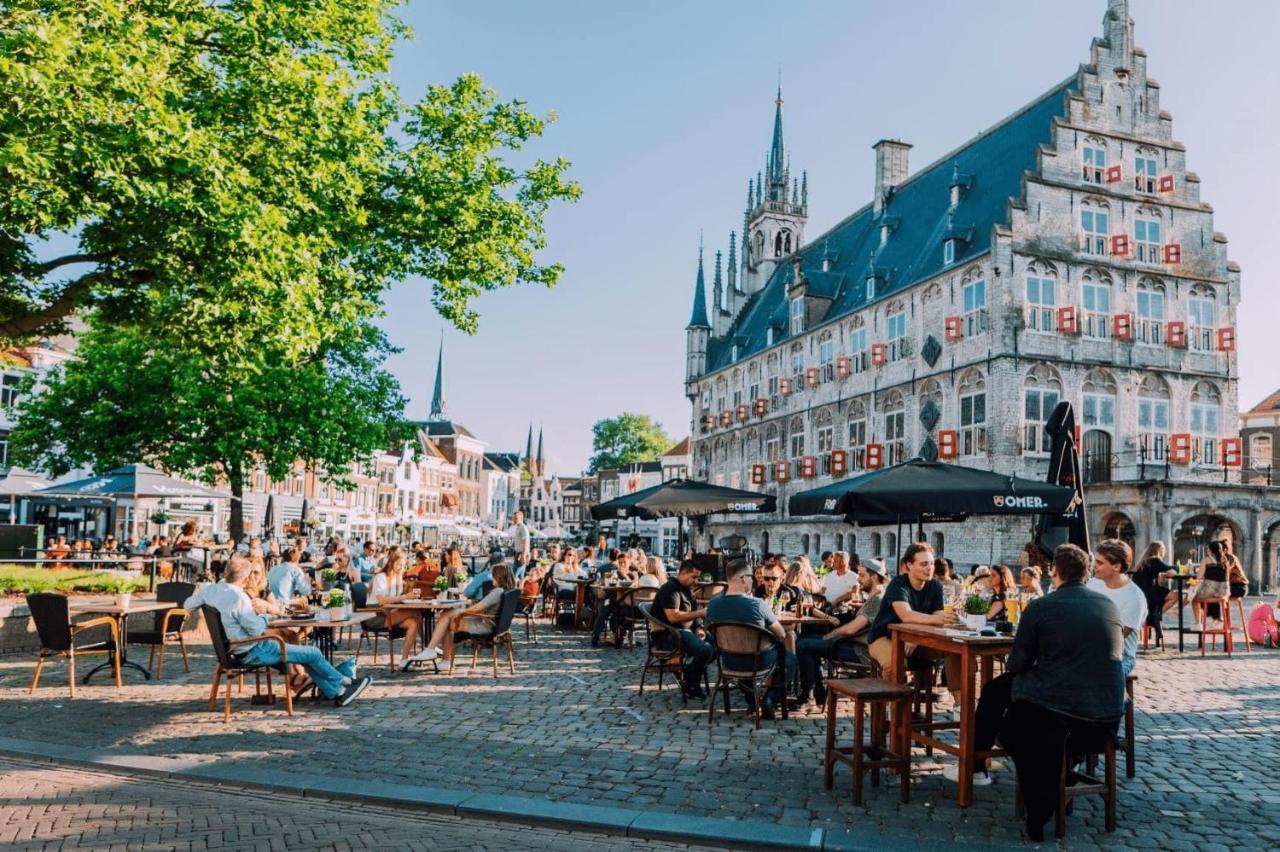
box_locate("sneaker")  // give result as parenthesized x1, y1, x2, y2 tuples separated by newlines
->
(942, 764, 993, 786)
(335, 675, 372, 707)
(435, 659, 452, 673)
(410, 647, 441, 663)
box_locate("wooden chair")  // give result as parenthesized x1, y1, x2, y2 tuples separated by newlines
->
(201, 605, 292, 723)
(518, 593, 542, 643)
(128, 581, 195, 678)
(453, 589, 521, 677)
(707, 621, 788, 729)
(613, 587, 657, 649)
(638, 605, 700, 702)
(1094, 674, 1137, 779)
(823, 677, 913, 805)
(1231, 595, 1252, 652)
(27, 593, 120, 698)
(1016, 732, 1117, 838)
(1199, 596, 1234, 656)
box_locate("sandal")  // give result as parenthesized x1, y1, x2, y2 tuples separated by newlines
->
(290, 676, 314, 698)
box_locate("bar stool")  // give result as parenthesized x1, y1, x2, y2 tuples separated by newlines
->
(1232, 596, 1252, 652)
(1015, 735, 1117, 838)
(823, 677, 913, 805)
(1199, 597, 1234, 656)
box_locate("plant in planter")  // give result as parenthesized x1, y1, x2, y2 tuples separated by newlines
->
(323, 588, 349, 621)
(963, 593, 991, 630)
(149, 511, 170, 526)
(320, 568, 339, 590)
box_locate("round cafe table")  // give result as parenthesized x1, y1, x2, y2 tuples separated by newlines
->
(1164, 572, 1197, 653)
(269, 610, 376, 663)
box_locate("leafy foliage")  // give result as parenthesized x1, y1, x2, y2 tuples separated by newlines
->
(0, 566, 147, 595)
(587, 413, 672, 475)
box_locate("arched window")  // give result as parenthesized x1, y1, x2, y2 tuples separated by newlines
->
(932, 531, 945, 556)
(818, 331, 835, 374)
(1023, 364, 1062, 455)
(883, 392, 906, 465)
(1137, 375, 1171, 461)
(848, 399, 868, 470)
(1081, 270, 1113, 338)
(886, 532, 898, 563)
(958, 369, 987, 457)
(813, 534, 821, 556)
(1134, 146, 1159, 193)
(1188, 283, 1218, 352)
(836, 532, 845, 552)
(774, 229, 792, 258)
(961, 266, 987, 336)
(765, 424, 780, 462)
(1250, 433, 1273, 469)
(1134, 206, 1162, 264)
(1024, 260, 1057, 332)
(871, 532, 882, 557)
(1080, 199, 1110, 255)
(815, 408, 835, 473)
(1136, 277, 1166, 344)
(1190, 381, 1222, 465)
(789, 415, 806, 460)
(1082, 368, 1117, 431)
(754, 229, 766, 262)
(1081, 136, 1108, 184)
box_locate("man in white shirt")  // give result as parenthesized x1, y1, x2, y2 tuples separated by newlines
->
(820, 551, 860, 608)
(185, 556, 371, 706)
(508, 511, 531, 561)
(1086, 539, 1147, 676)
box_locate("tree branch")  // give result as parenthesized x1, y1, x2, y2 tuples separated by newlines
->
(28, 253, 112, 277)
(0, 266, 153, 340)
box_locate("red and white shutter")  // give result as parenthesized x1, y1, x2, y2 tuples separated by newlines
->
(865, 443, 884, 470)
(779, 378, 792, 397)
(1106, 165, 1123, 184)
(736, 403, 749, 423)
(702, 414, 715, 432)
(806, 366, 820, 388)
(750, 464, 766, 485)
(830, 449, 847, 476)
(944, 315, 963, 343)
(800, 455, 816, 478)
(871, 343, 888, 366)
(719, 410, 732, 427)
(1163, 243, 1182, 264)
(1166, 320, 1186, 348)
(1216, 327, 1236, 352)
(1110, 234, 1130, 258)
(773, 460, 790, 482)
(1158, 174, 1175, 193)
(1221, 438, 1242, 467)
(1057, 305, 1078, 335)
(937, 430, 958, 460)
(835, 356, 851, 378)
(1113, 313, 1133, 341)
(1169, 433, 1192, 465)
(754, 397, 768, 417)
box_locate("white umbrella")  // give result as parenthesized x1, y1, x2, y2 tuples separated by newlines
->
(454, 526, 481, 538)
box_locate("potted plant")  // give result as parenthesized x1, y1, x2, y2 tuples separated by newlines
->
(320, 567, 338, 591)
(963, 593, 990, 631)
(150, 510, 170, 526)
(324, 588, 349, 622)
(433, 575, 449, 599)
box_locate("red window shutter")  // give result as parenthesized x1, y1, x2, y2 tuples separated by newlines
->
(1216, 327, 1236, 352)
(702, 415, 715, 432)
(831, 449, 847, 476)
(1169, 433, 1192, 464)
(1221, 438, 1242, 467)
(754, 397, 768, 417)
(871, 343, 887, 366)
(1057, 306, 1078, 335)
(1158, 174, 1175, 193)
(1074, 424, 1083, 448)
(1163, 243, 1182, 264)
(779, 378, 792, 397)
(1106, 165, 1123, 184)
(719, 410, 732, 427)
(835, 356, 851, 378)
(1110, 234, 1130, 257)
(774, 460, 790, 482)
(806, 366, 819, 388)
(1166, 320, 1186, 348)
(736, 404, 749, 422)
(751, 464, 765, 485)
(1113, 313, 1133, 341)
(944, 315, 963, 343)
(937, 430, 958, 460)
(801, 455, 816, 478)
(865, 443, 884, 470)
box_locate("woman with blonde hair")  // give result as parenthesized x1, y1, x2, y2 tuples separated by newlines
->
(406, 562, 517, 671)
(785, 558, 822, 595)
(363, 546, 422, 669)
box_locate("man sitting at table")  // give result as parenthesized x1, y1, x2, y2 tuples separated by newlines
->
(820, 551, 860, 610)
(267, 547, 310, 603)
(797, 558, 888, 706)
(1086, 539, 1147, 677)
(965, 543, 1124, 841)
(754, 561, 798, 613)
(709, 560, 797, 719)
(651, 560, 713, 700)
(591, 550, 633, 647)
(184, 556, 372, 706)
(866, 542, 964, 709)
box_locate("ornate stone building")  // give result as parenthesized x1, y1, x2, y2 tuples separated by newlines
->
(685, 0, 1279, 590)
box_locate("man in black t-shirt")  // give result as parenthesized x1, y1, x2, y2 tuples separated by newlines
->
(651, 561, 713, 699)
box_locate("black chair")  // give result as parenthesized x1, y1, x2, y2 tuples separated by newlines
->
(638, 605, 706, 704)
(352, 582, 407, 664)
(128, 582, 195, 678)
(27, 593, 120, 698)
(518, 592, 542, 643)
(453, 588, 521, 677)
(707, 621, 788, 729)
(201, 605, 292, 722)
(617, 587, 657, 650)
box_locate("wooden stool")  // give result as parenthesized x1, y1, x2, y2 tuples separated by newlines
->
(1233, 597, 1252, 652)
(1016, 736, 1117, 838)
(823, 678, 913, 805)
(1199, 597, 1233, 656)
(1140, 621, 1163, 651)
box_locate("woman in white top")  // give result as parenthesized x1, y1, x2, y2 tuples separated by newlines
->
(366, 547, 422, 669)
(407, 563, 516, 671)
(638, 556, 665, 588)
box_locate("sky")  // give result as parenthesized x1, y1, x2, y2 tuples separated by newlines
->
(378, 0, 1280, 476)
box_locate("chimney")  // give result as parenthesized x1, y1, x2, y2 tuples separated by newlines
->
(873, 139, 912, 217)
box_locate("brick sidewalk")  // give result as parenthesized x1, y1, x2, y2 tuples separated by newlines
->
(1, 617, 1278, 849)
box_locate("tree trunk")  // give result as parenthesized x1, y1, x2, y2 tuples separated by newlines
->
(227, 460, 245, 543)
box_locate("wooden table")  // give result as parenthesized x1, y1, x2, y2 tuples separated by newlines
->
(1165, 573, 1196, 652)
(887, 622, 1014, 807)
(269, 610, 376, 663)
(778, 614, 831, 628)
(569, 578, 594, 629)
(380, 598, 467, 640)
(70, 599, 173, 683)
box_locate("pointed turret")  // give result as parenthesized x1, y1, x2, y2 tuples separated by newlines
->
(524, 424, 534, 475)
(536, 427, 545, 479)
(684, 242, 711, 396)
(727, 232, 739, 293)
(428, 332, 446, 419)
(767, 86, 786, 193)
(743, 87, 807, 294)
(686, 243, 710, 329)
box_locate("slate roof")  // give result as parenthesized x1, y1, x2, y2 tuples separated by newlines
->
(484, 451, 522, 472)
(415, 419, 475, 439)
(706, 76, 1077, 371)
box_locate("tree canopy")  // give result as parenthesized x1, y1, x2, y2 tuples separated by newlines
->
(587, 413, 671, 475)
(0, 0, 580, 351)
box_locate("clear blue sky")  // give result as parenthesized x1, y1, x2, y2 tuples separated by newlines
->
(378, 0, 1280, 475)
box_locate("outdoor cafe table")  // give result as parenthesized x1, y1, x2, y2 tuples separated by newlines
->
(887, 622, 1015, 808)
(268, 610, 376, 663)
(378, 597, 467, 641)
(569, 578, 595, 629)
(1165, 572, 1196, 653)
(590, 583, 643, 641)
(70, 599, 173, 683)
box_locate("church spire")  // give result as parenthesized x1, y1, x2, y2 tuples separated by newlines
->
(686, 239, 710, 329)
(727, 231, 738, 293)
(712, 250, 724, 314)
(768, 84, 786, 190)
(524, 423, 533, 474)
(536, 427, 545, 478)
(429, 332, 446, 419)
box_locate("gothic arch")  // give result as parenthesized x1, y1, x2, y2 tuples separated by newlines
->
(961, 264, 984, 284)
(1025, 362, 1063, 389)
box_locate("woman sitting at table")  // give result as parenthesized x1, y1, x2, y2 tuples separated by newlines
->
(552, 548, 582, 605)
(405, 562, 516, 671)
(1018, 566, 1045, 602)
(784, 558, 822, 596)
(985, 564, 1016, 621)
(1132, 542, 1177, 625)
(638, 556, 666, 588)
(364, 548, 422, 670)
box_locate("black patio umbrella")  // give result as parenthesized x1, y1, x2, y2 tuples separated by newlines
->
(589, 478, 777, 556)
(1033, 401, 1091, 555)
(262, 495, 276, 539)
(788, 458, 1077, 526)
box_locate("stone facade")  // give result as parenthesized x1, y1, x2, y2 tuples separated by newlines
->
(684, 1, 1279, 589)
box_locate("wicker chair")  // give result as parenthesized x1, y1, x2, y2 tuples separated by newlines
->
(27, 593, 120, 698)
(127, 581, 195, 678)
(452, 589, 521, 677)
(617, 587, 657, 649)
(707, 621, 788, 729)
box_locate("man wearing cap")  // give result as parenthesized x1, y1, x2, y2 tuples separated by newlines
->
(796, 559, 888, 706)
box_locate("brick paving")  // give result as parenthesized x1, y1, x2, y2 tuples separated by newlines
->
(1, 610, 1278, 849)
(0, 755, 722, 850)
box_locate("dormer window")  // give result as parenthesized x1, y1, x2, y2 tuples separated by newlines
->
(880, 224, 890, 246)
(943, 239, 956, 265)
(790, 296, 805, 334)
(766, 326, 776, 346)
(1082, 139, 1107, 184)
(731, 343, 740, 361)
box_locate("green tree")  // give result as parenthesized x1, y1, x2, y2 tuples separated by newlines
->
(9, 320, 407, 541)
(0, 1, 580, 349)
(587, 413, 671, 475)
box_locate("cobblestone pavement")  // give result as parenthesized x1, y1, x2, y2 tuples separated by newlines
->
(0, 756, 722, 850)
(1, 609, 1278, 850)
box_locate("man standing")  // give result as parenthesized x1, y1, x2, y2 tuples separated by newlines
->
(709, 560, 796, 719)
(820, 551, 860, 609)
(1086, 540, 1147, 677)
(966, 543, 1125, 841)
(652, 560, 713, 699)
(508, 510, 532, 562)
(797, 559, 888, 706)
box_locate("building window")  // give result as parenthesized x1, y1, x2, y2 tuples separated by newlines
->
(1134, 212, 1162, 263)
(765, 425, 780, 462)
(731, 344, 739, 361)
(1137, 394, 1170, 462)
(943, 240, 955, 265)
(849, 327, 868, 373)
(1025, 271, 1056, 332)
(1082, 274, 1112, 339)
(1136, 280, 1165, 344)
(962, 278, 987, 336)
(1023, 366, 1061, 456)
(0, 430, 8, 466)
(790, 296, 805, 335)
(1188, 286, 1217, 352)
(883, 395, 906, 466)
(1082, 140, 1107, 184)
(1081, 202, 1110, 256)
(1134, 152, 1158, 193)
(818, 336, 834, 369)
(789, 416, 805, 459)
(958, 371, 987, 457)
(790, 348, 804, 381)
(1250, 433, 1273, 469)
(0, 373, 20, 409)
(847, 403, 867, 470)
(1190, 382, 1221, 465)
(1082, 369, 1117, 431)
(886, 308, 907, 361)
